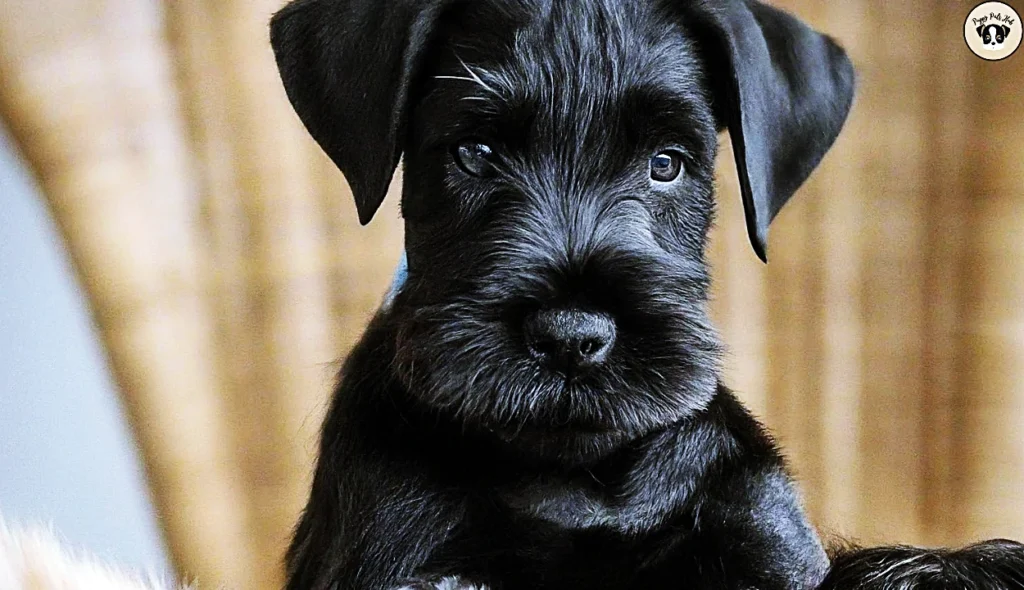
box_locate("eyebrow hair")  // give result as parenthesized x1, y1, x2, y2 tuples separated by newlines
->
(617, 83, 718, 162)
(437, 53, 535, 106)
(433, 55, 505, 99)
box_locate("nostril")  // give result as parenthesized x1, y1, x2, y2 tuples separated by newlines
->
(579, 338, 602, 357)
(532, 338, 558, 358)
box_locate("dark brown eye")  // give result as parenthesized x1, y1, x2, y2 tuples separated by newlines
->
(453, 140, 496, 177)
(650, 151, 683, 182)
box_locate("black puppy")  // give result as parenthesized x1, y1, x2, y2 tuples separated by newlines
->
(978, 23, 1011, 50)
(270, 1, 1021, 589)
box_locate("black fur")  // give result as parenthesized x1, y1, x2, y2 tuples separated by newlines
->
(820, 540, 1024, 589)
(270, 1, 1020, 589)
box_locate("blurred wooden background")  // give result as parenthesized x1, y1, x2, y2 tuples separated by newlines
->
(0, 1, 1021, 588)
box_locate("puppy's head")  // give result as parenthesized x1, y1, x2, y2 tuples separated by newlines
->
(978, 24, 1011, 49)
(271, 0, 855, 463)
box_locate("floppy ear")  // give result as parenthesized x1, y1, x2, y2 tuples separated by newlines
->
(689, 0, 855, 262)
(270, 0, 449, 225)
(978, 24, 987, 37)
(1002, 25, 1012, 37)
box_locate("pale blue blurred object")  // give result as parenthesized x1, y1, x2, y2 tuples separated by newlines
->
(384, 251, 409, 308)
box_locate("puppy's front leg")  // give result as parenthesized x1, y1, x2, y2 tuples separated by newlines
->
(287, 479, 460, 589)
(285, 357, 470, 589)
(286, 447, 468, 590)
(697, 469, 829, 590)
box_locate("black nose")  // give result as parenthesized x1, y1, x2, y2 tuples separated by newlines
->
(523, 309, 616, 374)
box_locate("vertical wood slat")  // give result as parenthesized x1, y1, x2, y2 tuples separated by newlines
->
(958, 49, 1024, 541)
(163, 2, 267, 587)
(763, 173, 822, 519)
(759, 0, 830, 515)
(165, 3, 289, 588)
(193, 3, 330, 587)
(918, 3, 972, 548)
(852, 1, 930, 545)
(812, 0, 867, 541)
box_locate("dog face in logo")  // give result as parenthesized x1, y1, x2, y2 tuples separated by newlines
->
(978, 23, 1011, 50)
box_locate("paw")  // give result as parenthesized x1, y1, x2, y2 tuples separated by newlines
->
(395, 576, 488, 590)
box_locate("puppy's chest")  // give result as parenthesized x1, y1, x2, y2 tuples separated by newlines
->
(434, 476, 701, 589)
(495, 474, 671, 535)
(499, 476, 618, 529)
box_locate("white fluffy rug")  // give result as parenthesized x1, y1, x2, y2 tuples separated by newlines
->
(0, 521, 190, 590)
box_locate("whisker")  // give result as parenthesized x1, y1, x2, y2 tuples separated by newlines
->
(434, 75, 478, 83)
(456, 54, 501, 97)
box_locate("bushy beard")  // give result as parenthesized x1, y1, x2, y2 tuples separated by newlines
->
(389, 249, 721, 463)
